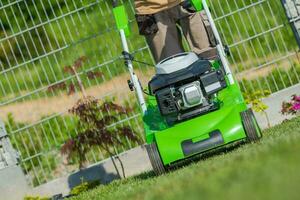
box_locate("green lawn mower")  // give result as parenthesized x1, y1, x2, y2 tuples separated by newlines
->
(113, 0, 262, 175)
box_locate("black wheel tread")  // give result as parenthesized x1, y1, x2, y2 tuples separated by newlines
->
(241, 108, 262, 142)
(146, 143, 165, 175)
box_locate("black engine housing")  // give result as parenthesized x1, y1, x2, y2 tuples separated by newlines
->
(148, 59, 227, 125)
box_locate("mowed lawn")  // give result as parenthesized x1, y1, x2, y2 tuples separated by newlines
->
(71, 117, 300, 200)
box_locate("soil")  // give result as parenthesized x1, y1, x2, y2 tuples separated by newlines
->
(0, 70, 154, 123)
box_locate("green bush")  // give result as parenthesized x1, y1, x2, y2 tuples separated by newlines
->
(70, 180, 100, 196)
(23, 196, 50, 200)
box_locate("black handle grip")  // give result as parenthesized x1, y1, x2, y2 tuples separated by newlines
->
(181, 0, 192, 9)
(181, 130, 224, 157)
(112, 0, 118, 8)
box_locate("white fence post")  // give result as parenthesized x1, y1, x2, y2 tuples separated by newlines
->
(281, 0, 300, 48)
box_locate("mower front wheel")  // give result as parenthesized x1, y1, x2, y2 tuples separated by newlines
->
(146, 143, 166, 175)
(241, 108, 262, 142)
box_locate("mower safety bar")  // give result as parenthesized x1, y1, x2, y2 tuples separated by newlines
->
(182, 0, 235, 85)
(202, 0, 235, 85)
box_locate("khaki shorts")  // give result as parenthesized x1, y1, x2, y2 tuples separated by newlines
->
(138, 5, 217, 63)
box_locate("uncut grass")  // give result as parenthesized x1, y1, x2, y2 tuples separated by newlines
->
(71, 116, 300, 200)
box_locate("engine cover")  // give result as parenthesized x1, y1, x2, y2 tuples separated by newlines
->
(149, 54, 227, 125)
(178, 81, 203, 110)
(148, 59, 211, 95)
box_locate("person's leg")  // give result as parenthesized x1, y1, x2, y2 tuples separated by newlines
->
(179, 7, 217, 59)
(199, 11, 217, 47)
(138, 8, 185, 63)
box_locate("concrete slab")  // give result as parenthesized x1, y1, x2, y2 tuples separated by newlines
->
(0, 166, 30, 200)
(29, 145, 152, 197)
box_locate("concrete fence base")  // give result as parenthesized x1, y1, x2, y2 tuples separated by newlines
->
(29, 145, 152, 197)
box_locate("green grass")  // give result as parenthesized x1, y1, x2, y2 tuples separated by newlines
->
(71, 116, 300, 200)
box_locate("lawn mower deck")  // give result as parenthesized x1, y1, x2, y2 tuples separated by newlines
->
(143, 78, 260, 175)
(144, 81, 247, 162)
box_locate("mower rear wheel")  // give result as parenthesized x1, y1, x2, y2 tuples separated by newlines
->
(241, 108, 262, 142)
(146, 143, 166, 175)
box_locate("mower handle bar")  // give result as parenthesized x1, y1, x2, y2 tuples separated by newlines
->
(112, 0, 235, 114)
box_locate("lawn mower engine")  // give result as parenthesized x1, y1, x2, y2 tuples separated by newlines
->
(149, 52, 227, 124)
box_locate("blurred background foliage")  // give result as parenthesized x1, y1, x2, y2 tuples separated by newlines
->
(0, 0, 298, 100)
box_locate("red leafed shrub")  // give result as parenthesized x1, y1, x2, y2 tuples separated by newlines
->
(61, 96, 141, 178)
(47, 56, 103, 96)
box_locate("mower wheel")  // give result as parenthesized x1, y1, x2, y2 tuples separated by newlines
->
(241, 108, 262, 142)
(146, 143, 166, 175)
